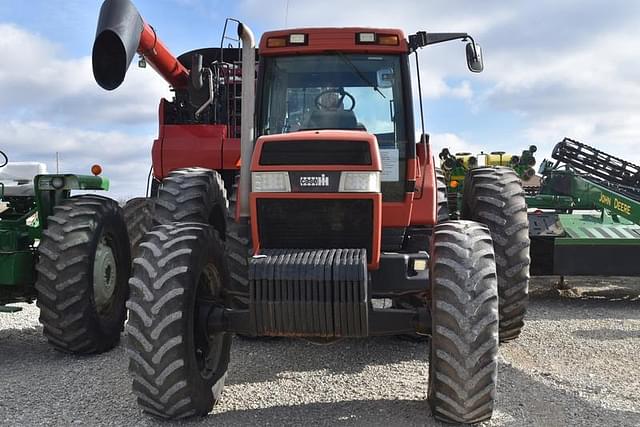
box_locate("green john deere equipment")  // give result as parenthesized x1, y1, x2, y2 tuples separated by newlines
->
(0, 151, 131, 354)
(439, 146, 537, 215)
(527, 137, 640, 276)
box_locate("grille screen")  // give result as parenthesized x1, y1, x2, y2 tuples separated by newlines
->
(259, 140, 372, 165)
(257, 199, 373, 260)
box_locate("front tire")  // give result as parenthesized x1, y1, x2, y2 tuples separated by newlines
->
(428, 220, 499, 424)
(462, 166, 530, 342)
(35, 195, 131, 354)
(126, 223, 231, 419)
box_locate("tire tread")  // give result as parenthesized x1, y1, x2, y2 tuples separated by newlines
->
(35, 195, 129, 354)
(126, 223, 230, 419)
(429, 220, 499, 424)
(463, 167, 530, 341)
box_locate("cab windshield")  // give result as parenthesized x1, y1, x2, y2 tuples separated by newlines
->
(259, 54, 407, 146)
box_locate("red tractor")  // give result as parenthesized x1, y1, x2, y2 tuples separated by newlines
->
(93, 0, 530, 423)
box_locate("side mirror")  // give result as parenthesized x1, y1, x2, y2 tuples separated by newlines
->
(466, 42, 483, 73)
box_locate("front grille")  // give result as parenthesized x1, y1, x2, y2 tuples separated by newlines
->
(256, 199, 373, 261)
(259, 140, 372, 165)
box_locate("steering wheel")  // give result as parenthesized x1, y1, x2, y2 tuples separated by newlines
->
(314, 88, 356, 111)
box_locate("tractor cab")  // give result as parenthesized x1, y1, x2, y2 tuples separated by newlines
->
(256, 29, 413, 207)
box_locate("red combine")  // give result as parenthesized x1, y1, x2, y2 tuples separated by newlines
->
(93, 0, 530, 423)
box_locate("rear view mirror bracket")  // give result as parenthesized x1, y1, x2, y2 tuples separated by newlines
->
(409, 31, 484, 73)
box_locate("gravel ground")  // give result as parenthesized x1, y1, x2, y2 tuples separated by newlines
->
(1, 277, 639, 426)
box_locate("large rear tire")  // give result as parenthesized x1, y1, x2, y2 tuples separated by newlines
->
(462, 166, 530, 342)
(402, 167, 449, 254)
(435, 167, 449, 222)
(126, 223, 231, 419)
(123, 197, 154, 258)
(154, 168, 228, 233)
(35, 195, 131, 354)
(428, 220, 499, 424)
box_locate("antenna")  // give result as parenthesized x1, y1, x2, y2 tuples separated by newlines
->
(414, 51, 426, 139)
(284, 0, 290, 27)
(56, 152, 59, 173)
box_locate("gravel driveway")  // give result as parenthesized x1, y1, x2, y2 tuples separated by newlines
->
(1, 277, 639, 426)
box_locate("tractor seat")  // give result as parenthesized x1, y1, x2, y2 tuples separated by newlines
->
(0, 162, 47, 197)
(302, 109, 364, 130)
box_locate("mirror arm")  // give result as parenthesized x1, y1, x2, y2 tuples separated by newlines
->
(410, 32, 479, 60)
(431, 33, 479, 59)
(426, 32, 469, 45)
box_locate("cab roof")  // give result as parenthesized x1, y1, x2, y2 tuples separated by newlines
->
(259, 27, 408, 55)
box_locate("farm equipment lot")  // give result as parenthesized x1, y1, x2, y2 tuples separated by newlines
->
(1, 277, 639, 426)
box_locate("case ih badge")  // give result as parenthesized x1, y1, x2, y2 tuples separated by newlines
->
(299, 173, 330, 187)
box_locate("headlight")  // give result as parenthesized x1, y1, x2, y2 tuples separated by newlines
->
(339, 172, 380, 192)
(251, 172, 291, 192)
(51, 176, 65, 189)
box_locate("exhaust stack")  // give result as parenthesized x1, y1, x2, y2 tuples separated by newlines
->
(237, 22, 255, 219)
(92, 0, 189, 90)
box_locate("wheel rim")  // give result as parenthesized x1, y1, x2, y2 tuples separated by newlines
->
(194, 264, 225, 380)
(93, 234, 117, 313)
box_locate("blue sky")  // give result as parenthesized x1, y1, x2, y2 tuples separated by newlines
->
(1, 1, 639, 199)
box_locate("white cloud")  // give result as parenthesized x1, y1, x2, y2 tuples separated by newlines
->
(410, 64, 474, 100)
(239, 0, 514, 35)
(482, 27, 640, 163)
(0, 120, 153, 199)
(0, 23, 170, 125)
(430, 132, 482, 161)
(0, 23, 169, 199)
